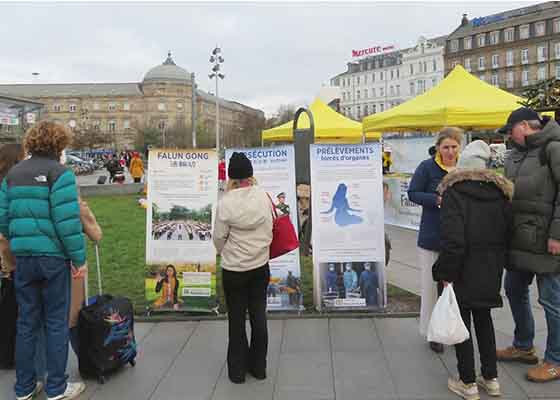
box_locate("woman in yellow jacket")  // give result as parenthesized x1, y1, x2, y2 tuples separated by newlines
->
(129, 152, 144, 183)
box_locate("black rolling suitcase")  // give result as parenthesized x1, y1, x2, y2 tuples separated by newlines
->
(0, 275, 17, 369)
(78, 244, 137, 384)
(97, 176, 108, 185)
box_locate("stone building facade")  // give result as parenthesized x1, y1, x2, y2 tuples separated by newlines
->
(445, 1, 560, 94)
(0, 53, 264, 149)
(330, 36, 445, 121)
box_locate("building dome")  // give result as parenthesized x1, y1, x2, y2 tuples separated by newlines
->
(143, 52, 191, 83)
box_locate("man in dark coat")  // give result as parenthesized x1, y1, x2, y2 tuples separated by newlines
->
(496, 108, 560, 383)
(433, 140, 514, 399)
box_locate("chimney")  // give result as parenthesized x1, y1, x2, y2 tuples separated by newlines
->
(461, 13, 469, 26)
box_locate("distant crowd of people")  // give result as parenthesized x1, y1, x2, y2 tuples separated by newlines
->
(105, 151, 144, 183)
(152, 220, 212, 241)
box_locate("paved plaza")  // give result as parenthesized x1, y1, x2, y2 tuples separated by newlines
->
(1, 227, 558, 400)
(0, 317, 557, 400)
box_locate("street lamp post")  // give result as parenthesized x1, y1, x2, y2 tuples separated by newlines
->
(191, 72, 197, 148)
(209, 46, 225, 154)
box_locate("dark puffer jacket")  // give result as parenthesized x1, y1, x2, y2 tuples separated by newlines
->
(505, 118, 560, 274)
(432, 169, 513, 309)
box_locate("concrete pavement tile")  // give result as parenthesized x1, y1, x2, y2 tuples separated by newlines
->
(90, 322, 198, 400)
(333, 351, 397, 400)
(494, 331, 560, 399)
(438, 342, 529, 400)
(385, 262, 421, 296)
(498, 361, 560, 399)
(383, 350, 456, 400)
(281, 319, 330, 354)
(493, 304, 547, 337)
(274, 352, 334, 400)
(211, 320, 284, 400)
(374, 318, 426, 352)
(134, 322, 156, 343)
(330, 319, 383, 353)
(150, 321, 228, 400)
(0, 369, 15, 400)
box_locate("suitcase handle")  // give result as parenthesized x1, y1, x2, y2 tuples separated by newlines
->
(84, 242, 103, 307)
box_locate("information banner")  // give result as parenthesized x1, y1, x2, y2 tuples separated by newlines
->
(383, 174, 421, 231)
(145, 149, 218, 313)
(384, 135, 436, 174)
(226, 146, 302, 311)
(310, 144, 386, 311)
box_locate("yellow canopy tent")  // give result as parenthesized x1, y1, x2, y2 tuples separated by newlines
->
(363, 65, 528, 133)
(263, 98, 381, 143)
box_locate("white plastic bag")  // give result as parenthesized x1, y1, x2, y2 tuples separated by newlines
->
(426, 285, 470, 345)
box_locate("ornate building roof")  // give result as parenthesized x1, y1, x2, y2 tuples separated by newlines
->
(143, 52, 191, 83)
(0, 83, 142, 98)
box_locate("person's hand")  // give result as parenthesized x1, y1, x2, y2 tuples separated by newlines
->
(548, 239, 560, 255)
(442, 280, 450, 287)
(157, 274, 164, 282)
(436, 196, 442, 206)
(71, 263, 88, 279)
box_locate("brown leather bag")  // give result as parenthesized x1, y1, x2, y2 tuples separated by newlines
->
(69, 199, 102, 328)
(79, 198, 102, 243)
(0, 234, 15, 274)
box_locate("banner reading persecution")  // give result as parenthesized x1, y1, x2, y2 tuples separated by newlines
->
(145, 149, 218, 313)
(310, 144, 386, 311)
(226, 146, 302, 311)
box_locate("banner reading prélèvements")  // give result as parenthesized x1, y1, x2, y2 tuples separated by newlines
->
(226, 146, 302, 311)
(310, 144, 386, 311)
(145, 149, 218, 313)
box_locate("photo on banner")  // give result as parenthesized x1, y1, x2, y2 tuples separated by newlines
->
(225, 146, 302, 311)
(310, 143, 386, 311)
(145, 149, 218, 313)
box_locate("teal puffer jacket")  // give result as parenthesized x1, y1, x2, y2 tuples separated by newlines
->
(0, 156, 86, 267)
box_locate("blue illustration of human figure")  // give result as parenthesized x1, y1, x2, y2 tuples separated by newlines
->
(343, 263, 358, 293)
(359, 262, 379, 306)
(326, 263, 338, 293)
(322, 183, 363, 226)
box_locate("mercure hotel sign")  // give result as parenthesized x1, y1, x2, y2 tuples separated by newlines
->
(352, 45, 396, 58)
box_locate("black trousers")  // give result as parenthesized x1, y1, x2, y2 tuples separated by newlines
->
(455, 307, 498, 384)
(222, 264, 270, 379)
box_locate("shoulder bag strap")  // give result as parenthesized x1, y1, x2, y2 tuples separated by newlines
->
(266, 193, 278, 221)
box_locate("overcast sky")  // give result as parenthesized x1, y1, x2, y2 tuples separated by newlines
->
(0, 1, 542, 115)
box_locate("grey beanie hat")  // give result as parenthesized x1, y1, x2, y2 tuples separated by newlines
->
(457, 140, 491, 170)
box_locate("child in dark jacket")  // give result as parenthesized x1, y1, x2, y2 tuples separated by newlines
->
(433, 140, 513, 400)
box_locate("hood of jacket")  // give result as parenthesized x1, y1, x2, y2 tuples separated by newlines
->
(219, 186, 270, 229)
(438, 169, 514, 201)
(512, 117, 560, 151)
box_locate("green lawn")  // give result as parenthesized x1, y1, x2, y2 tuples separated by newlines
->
(84, 194, 417, 314)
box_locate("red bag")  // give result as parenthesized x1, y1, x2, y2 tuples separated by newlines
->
(267, 194, 299, 259)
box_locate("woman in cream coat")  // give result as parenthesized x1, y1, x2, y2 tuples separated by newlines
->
(213, 152, 273, 384)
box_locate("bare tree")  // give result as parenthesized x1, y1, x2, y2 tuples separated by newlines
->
(71, 127, 110, 150)
(265, 104, 297, 129)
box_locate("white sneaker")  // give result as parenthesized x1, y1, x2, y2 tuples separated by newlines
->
(476, 376, 501, 397)
(47, 382, 86, 400)
(16, 381, 44, 400)
(448, 376, 480, 400)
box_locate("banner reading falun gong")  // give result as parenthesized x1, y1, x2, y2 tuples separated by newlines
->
(145, 149, 218, 313)
(226, 146, 302, 311)
(383, 174, 421, 231)
(310, 144, 387, 311)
